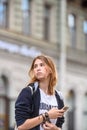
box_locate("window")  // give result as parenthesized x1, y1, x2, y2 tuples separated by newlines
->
(83, 20, 87, 51)
(44, 4, 51, 40)
(68, 14, 76, 48)
(0, 0, 8, 28)
(0, 75, 8, 96)
(0, 75, 9, 130)
(22, 0, 32, 35)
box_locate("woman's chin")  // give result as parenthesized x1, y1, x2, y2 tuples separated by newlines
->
(37, 77, 44, 81)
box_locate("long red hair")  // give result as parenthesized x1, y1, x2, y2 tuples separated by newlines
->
(28, 55, 58, 95)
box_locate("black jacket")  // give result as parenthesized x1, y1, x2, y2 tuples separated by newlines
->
(15, 86, 65, 130)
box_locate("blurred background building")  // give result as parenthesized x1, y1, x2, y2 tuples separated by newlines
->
(0, 0, 87, 130)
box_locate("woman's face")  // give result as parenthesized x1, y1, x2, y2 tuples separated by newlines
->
(33, 59, 51, 81)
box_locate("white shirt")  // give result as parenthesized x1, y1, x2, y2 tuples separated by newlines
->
(39, 88, 58, 130)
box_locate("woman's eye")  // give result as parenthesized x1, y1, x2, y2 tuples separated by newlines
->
(40, 63, 44, 66)
(33, 63, 45, 68)
(34, 64, 37, 68)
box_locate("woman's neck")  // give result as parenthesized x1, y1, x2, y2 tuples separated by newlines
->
(39, 80, 49, 94)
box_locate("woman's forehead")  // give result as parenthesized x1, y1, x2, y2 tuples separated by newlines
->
(34, 58, 45, 64)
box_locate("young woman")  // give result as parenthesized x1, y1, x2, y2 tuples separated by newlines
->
(15, 55, 65, 130)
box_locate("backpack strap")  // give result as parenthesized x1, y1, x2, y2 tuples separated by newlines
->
(55, 90, 64, 109)
(27, 82, 38, 95)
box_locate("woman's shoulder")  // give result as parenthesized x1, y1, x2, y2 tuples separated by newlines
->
(15, 86, 33, 107)
(20, 86, 31, 94)
(16, 86, 33, 100)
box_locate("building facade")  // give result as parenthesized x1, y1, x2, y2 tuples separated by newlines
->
(0, 0, 87, 130)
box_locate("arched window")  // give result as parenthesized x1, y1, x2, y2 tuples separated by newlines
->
(22, 0, 32, 35)
(0, 0, 8, 28)
(0, 75, 8, 96)
(44, 4, 51, 40)
(68, 13, 76, 48)
(0, 74, 9, 130)
(83, 20, 87, 51)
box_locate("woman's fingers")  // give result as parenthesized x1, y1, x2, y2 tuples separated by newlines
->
(48, 107, 65, 119)
(43, 122, 59, 130)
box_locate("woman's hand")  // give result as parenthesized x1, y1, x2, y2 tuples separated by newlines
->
(43, 122, 61, 130)
(48, 107, 65, 119)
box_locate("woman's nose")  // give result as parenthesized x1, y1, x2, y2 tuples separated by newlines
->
(36, 65, 41, 71)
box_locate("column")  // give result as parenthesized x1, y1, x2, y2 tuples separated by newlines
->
(58, 0, 67, 91)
